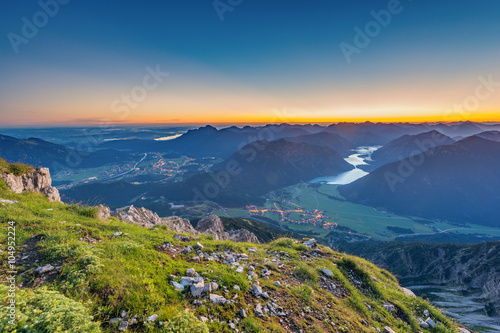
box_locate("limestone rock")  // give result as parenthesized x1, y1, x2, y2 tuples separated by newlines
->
(163, 216, 197, 234)
(195, 215, 226, 240)
(401, 287, 416, 297)
(209, 294, 226, 304)
(1, 167, 61, 202)
(96, 205, 111, 220)
(227, 229, 261, 244)
(195, 215, 260, 244)
(112, 205, 162, 228)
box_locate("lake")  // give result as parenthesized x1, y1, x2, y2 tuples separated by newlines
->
(310, 146, 380, 185)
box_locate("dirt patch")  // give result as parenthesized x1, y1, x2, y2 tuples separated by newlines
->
(16, 234, 62, 288)
(319, 276, 349, 299)
(341, 266, 374, 296)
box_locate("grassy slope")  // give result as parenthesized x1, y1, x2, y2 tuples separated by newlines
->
(0, 180, 463, 332)
(0, 158, 33, 177)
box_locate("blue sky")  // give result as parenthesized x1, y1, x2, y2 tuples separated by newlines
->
(1, 0, 499, 125)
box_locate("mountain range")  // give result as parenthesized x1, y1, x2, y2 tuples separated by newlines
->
(0, 134, 133, 171)
(339, 136, 500, 227)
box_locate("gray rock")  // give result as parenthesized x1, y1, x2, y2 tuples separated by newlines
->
(383, 327, 396, 333)
(383, 303, 395, 312)
(195, 215, 227, 241)
(400, 287, 416, 297)
(162, 216, 197, 234)
(202, 282, 219, 294)
(234, 285, 240, 291)
(110, 318, 121, 324)
(239, 308, 247, 318)
(248, 247, 257, 253)
(35, 264, 54, 274)
(227, 229, 260, 244)
(321, 268, 334, 277)
(112, 205, 162, 228)
(303, 238, 317, 248)
(0, 199, 18, 204)
(147, 314, 158, 322)
(171, 281, 184, 291)
(426, 318, 436, 328)
(194, 242, 204, 249)
(200, 316, 209, 322)
(118, 321, 128, 331)
(273, 281, 281, 287)
(261, 292, 269, 299)
(209, 294, 227, 304)
(419, 321, 430, 329)
(186, 268, 195, 277)
(1, 167, 61, 202)
(96, 205, 111, 220)
(195, 215, 260, 243)
(119, 310, 128, 318)
(191, 281, 205, 297)
(252, 284, 263, 297)
(255, 303, 264, 317)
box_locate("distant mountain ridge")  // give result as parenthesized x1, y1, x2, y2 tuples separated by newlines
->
(339, 136, 500, 227)
(0, 134, 133, 171)
(149, 139, 353, 206)
(368, 130, 455, 170)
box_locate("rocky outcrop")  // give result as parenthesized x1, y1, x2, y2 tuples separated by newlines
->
(227, 229, 260, 244)
(196, 215, 260, 244)
(0, 167, 61, 202)
(163, 216, 197, 235)
(195, 215, 226, 240)
(112, 205, 163, 228)
(95, 205, 111, 220)
(364, 241, 500, 316)
(111, 209, 259, 244)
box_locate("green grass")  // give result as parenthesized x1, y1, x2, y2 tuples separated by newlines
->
(0, 158, 33, 176)
(0, 179, 463, 332)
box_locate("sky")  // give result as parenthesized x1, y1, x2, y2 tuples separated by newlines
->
(1, 0, 499, 126)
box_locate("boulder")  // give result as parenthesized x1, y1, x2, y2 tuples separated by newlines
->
(383, 327, 396, 333)
(303, 238, 317, 248)
(401, 287, 416, 297)
(254, 303, 264, 317)
(321, 268, 334, 277)
(209, 294, 226, 304)
(1, 167, 61, 202)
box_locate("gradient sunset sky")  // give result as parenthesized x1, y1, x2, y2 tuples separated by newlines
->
(1, 0, 499, 126)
